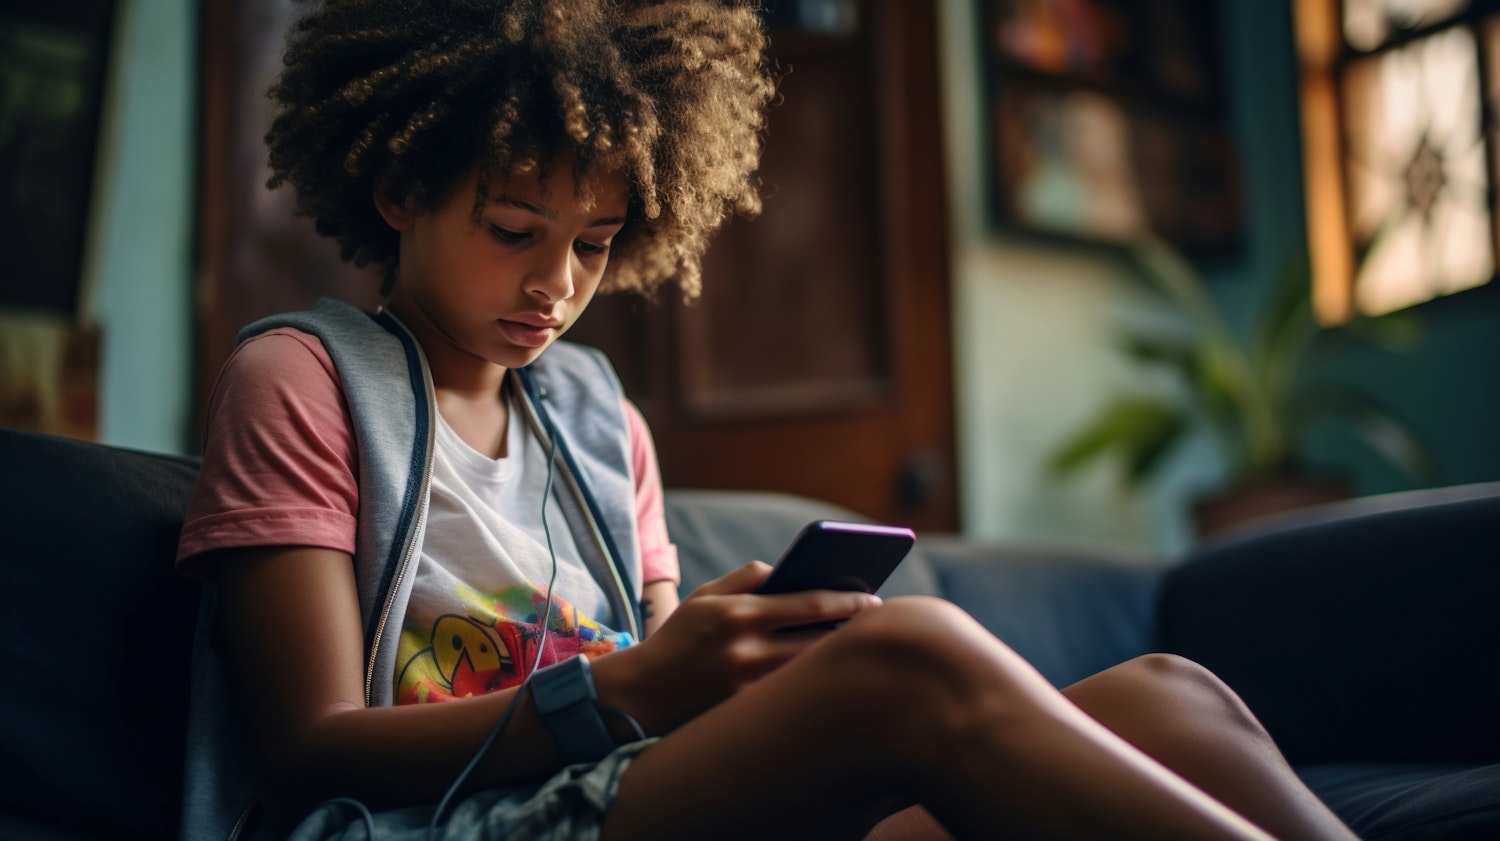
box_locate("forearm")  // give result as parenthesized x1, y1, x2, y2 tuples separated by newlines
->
(259, 643, 663, 825)
(213, 545, 670, 825)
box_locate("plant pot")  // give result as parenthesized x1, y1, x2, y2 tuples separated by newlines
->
(1191, 475, 1350, 539)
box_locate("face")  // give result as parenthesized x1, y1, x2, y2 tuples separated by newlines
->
(377, 153, 630, 380)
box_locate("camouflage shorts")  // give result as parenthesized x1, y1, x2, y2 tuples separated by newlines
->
(288, 738, 658, 841)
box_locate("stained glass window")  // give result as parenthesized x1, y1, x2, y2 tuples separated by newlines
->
(1297, 0, 1498, 322)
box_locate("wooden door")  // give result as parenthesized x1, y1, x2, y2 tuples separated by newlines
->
(195, 0, 382, 440)
(568, 0, 958, 530)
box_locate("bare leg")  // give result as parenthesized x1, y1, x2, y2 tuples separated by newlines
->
(862, 806, 953, 841)
(1062, 654, 1357, 841)
(602, 597, 1275, 841)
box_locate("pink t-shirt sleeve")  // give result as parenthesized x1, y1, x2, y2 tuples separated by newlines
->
(623, 398, 680, 585)
(176, 328, 360, 579)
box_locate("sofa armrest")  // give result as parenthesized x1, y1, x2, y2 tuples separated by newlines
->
(0, 429, 202, 839)
(921, 537, 1162, 689)
(1158, 483, 1500, 766)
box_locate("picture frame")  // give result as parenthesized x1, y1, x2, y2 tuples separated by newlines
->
(980, 0, 1240, 257)
(0, 1, 116, 315)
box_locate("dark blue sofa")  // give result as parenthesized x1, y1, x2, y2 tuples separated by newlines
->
(2, 426, 1496, 839)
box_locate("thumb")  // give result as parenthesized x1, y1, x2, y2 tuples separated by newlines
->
(691, 560, 773, 597)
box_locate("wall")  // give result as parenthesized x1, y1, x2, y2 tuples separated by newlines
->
(81, 0, 196, 454)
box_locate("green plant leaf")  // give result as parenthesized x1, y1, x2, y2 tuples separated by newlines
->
(1129, 238, 1220, 324)
(1048, 397, 1189, 483)
(1194, 341, 1240, 416)
(1124, 411, 1189, 483)
(1122, 334, 1196, 366)
(1252, 250, 1314, 368)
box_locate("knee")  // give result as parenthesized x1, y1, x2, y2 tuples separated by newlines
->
(822, 597, 1050, 722)
(1111, 653, 1268, 737)
(833, 596, 1009, 676)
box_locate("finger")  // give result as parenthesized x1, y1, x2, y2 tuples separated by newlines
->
(735, 617, 869, 678)
(690, 560, 773, 597)
(754, 589, 882, 631)
(738, 631, 831, 677)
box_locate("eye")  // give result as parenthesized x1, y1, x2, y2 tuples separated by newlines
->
(575, 239, 610, 258)
(487, 224, 528, 245)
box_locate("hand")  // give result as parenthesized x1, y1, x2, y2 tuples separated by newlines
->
(616, 560, 882, 733)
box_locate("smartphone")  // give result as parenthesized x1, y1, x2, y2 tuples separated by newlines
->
(754, 520, 917, 596)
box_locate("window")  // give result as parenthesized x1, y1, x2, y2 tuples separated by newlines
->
(1297, 0, 1499, 323)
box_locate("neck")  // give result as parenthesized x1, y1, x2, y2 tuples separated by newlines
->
(384, 292, 509, 396)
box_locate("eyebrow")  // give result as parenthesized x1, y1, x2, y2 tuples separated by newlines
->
(491, 195, 626, 228)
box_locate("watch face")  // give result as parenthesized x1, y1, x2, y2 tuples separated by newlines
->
(533, 656, 597, 709)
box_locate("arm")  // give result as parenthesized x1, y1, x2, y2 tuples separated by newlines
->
(641, 579, 680, 637)
(624, 397, 680, 638)
(215, 544, 578, 823)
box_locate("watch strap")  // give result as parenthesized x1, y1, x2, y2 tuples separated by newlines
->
(529, 655, 618, 765)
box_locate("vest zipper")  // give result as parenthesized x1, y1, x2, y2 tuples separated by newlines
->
(225, 803, 252, 840)
(556, 458, 641, 640)
(363, 377, 436, 705)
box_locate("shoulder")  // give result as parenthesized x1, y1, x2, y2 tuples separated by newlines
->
(231, 326, 337, 369)
(215, 327, 341, 405)
(204, 327, 353, 469)
(238, 298, 387, 347)
(213, 326, 342, 407)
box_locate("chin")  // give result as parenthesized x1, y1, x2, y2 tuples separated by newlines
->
(496, 344, 552, 369)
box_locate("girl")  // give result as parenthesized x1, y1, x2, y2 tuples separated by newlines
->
(177, 2, 1358, 839)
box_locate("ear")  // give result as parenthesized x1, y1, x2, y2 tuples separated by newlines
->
(373, 179, 415, 231)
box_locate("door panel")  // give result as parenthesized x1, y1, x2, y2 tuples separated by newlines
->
(569, 0, 957, 530)
(195, 0, 380, 439)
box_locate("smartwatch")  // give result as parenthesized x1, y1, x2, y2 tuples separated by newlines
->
(528, 655, 618, 765)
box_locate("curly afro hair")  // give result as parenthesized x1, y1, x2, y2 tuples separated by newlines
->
(264, 0, 777, 298)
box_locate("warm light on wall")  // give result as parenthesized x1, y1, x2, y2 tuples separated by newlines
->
(1297, 0, 1356, 324)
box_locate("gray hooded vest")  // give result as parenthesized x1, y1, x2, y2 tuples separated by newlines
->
(180, 298, 643, 840)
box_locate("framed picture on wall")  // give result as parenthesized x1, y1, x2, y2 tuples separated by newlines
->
(981, 0, 1241, 257)
(0, 1, 114, 442)
(0, 1, 115, 315)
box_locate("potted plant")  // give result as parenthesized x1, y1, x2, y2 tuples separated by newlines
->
(1048, 238, 1433, 537)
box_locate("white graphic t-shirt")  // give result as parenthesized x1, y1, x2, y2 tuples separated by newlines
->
(393, 394, 635, 704)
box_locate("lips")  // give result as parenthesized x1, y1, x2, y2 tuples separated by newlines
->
(505, 312, 565, 329)
(497, 315, 562, 348)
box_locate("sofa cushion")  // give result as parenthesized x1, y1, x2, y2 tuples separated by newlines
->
(0, 429, 201, 839)
(1299, 763, 1500, 841)
(920, 537, 1161, 688)
(662, 489, 942, 597)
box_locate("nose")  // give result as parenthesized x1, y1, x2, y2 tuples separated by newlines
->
(525, 244, 576, 303)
